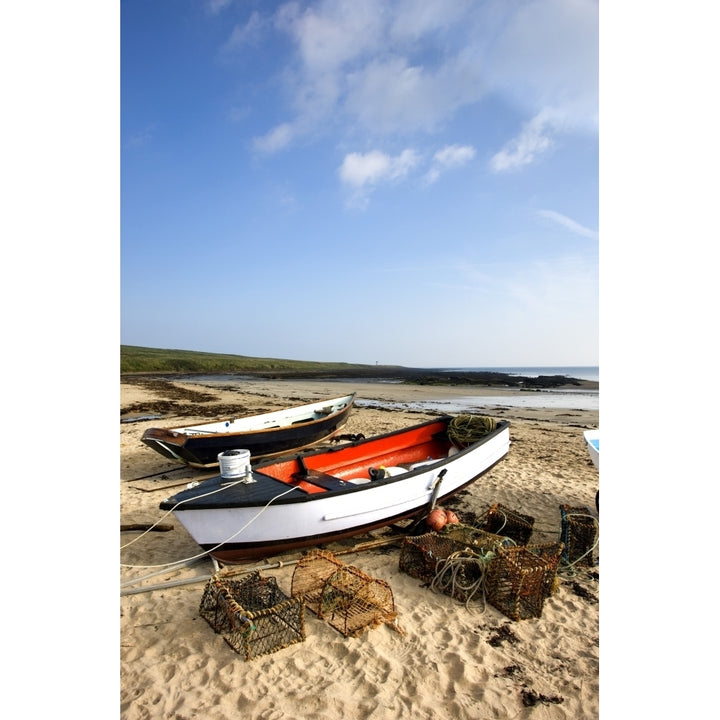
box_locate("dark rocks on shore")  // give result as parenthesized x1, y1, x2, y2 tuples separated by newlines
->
(123, 368, 595, 390)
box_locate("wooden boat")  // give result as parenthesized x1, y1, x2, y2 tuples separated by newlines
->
(583, 429, 599, 470)
(159, 415, 510, 562)
(141, 393, 355, 468)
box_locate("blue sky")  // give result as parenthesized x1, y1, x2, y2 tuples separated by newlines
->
(121, 0, 599, 368)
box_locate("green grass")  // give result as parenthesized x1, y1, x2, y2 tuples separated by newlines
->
(120, 345, 392, 375)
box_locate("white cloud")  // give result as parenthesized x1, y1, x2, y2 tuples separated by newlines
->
(220, 12, 265, 53)
(490, 110, 555, 172)
(339, 148, 420, 208)
(488, 0, 598, 133)
(252, 123, 296, 154)
(278, 0, 385, 72)
(538, 209, 598, 239)
(425, 144, 476, 183)
(345, 55, 485, 135)
(246, 0, 597, 172)
(206, 0, 234, 15)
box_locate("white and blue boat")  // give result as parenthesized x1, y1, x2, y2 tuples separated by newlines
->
(583, 429, 599, 470)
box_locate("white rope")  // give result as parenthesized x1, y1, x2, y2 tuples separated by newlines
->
(429, 549, 497, 611)
(121, 477, 249, 551)
(120, 483, 298, 570)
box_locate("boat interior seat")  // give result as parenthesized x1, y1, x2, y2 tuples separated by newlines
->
(291, 469, 348, 491)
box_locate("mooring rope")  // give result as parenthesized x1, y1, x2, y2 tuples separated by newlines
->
(120, 483, 298, 570)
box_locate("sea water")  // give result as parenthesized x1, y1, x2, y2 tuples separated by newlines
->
(438, 366, 600, 382)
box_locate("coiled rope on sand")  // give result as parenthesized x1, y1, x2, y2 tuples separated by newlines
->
(430, 549, 497, 610)
(447, 415, 498, 447)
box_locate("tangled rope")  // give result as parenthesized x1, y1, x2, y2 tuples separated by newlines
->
(447, 415, 498, 447)
(429, 549, 497, 610)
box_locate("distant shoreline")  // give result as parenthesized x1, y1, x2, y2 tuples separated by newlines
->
(121, 367, 598, 391)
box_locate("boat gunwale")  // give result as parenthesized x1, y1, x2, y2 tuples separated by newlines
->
(159, 417, 510, 510)
(146, 393, 356, 439)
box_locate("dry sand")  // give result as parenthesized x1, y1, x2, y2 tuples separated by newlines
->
(120, 377, 599, 719)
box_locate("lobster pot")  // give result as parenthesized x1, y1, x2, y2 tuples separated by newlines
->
(399, 533, 472, 584)
(291, 550, 398, 638)
(479, 503, 535, 545)
(485, 543, 564, 621)
(439, 523, 514, 552)
(199, 571, 306, 660)
(400, 531, 505, 605)
(559, 505, 598, 567)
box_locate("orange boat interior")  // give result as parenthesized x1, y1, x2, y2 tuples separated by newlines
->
(257, 420, 453, 494)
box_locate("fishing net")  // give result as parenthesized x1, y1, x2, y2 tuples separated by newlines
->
(446, 415, 498, 448)
(559, 505, 598, 568)
(291, 550, 401, 638)
(484, 543, 564, 621)
(199, 571, 306, 660)
(479, 503, 535, 545)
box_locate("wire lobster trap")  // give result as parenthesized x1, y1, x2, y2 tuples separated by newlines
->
(291, 549, 400, 638)
(199, 571, 306, 660)
(400, 529, 511, 606)
(479, 503, 535, 545)
(399, 533, 472, 585)
(484, 543, 564, 621)
(559, 505, 598, 568)
(439, 523, 515, 552)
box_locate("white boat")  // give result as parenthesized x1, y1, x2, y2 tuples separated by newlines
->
(583, 429, 599, 470)
(159, 415, 510, 563)
(141, 393, 355, 468)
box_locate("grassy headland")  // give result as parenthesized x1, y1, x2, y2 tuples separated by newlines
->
(120, 345, 596, 390)
(120, 345, 384, 376)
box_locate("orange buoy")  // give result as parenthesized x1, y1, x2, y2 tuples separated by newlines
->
(445, 510, 460, 524)
(427, 508, 448, 531)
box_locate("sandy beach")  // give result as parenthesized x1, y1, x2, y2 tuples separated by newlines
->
(120, 376, 599, 719)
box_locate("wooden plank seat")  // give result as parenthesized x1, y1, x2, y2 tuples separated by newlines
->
(291, 469, 348, 492)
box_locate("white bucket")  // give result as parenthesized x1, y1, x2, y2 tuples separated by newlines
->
(218, 449, 252, 481)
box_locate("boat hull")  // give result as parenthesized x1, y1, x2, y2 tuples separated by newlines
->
(141, 394, 355, 467)
(160, 417, 510, 562)
(583, 429, 599, 470)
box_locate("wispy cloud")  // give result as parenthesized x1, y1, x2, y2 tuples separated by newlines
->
(339, 148, 421, 208)
(124, 124, 157, 149)
(490, 110, 555, 172)
(206, 0, 234, 16)
(220, 11, 265, 53)
(253, 123, 298, 154)
(241, 0, 597, 162)
(537, 209, 598, 240)
(424, 144, 476, 184)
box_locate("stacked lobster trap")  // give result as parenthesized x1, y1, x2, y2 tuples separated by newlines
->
(291, 549, 401, 638)
(199, 571, 306, 660)
(399, 528, 513, 606)
(398, 502, 575, 621)
(478, 502, 535, 545)
(484, 542, 564, 621)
